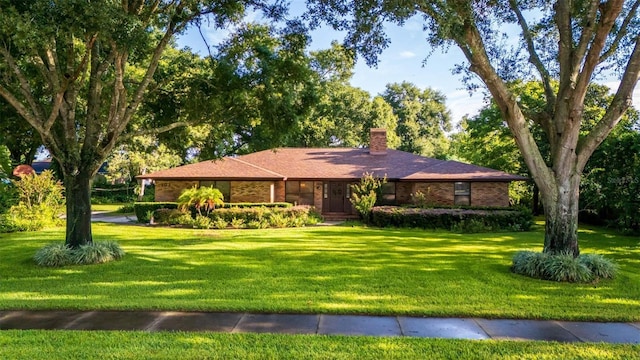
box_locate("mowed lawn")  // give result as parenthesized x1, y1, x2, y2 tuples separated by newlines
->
(1, 223, 639, 321)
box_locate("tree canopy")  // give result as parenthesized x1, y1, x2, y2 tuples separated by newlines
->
(307, 0, 640, 256)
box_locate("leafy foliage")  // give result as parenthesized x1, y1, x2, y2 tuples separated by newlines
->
(371, 206, 533, 232)
(177, 186, 224, 216)
(34, 241, 125, 267)
(381, 82, 451, 158)
(0, 170, 64, 232)
(512, 251, 618, 283)
(350, 173, 386, 221)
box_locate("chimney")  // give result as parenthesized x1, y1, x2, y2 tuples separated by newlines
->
(369, 128, 387, 155)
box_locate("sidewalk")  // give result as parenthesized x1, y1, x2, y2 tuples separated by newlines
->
(1, 310, 638, 343)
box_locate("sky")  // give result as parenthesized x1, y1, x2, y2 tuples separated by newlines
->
(176, 3, 640, 127)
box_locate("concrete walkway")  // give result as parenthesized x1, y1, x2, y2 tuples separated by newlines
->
(1, 311, 638, 343)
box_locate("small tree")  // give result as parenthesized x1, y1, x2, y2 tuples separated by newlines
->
(177, 186, 224, 216)
(350, 172, 386, 221)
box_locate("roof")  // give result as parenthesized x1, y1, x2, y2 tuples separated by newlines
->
(139, 148, 526, 182)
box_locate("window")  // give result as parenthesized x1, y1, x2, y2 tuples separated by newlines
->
(454, 182, 470, 206)
(285, 181, 314, 205)
(380, 182, 397, 204)
(200, 180, 231, 202)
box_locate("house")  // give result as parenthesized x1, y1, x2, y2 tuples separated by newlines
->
(138, 129, 526, 217)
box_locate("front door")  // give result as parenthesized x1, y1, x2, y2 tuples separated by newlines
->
(329, 182, 345, 213)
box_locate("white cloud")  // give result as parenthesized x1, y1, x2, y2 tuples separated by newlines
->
(445, 90, 487, 127)
(399, 51, 417, 59)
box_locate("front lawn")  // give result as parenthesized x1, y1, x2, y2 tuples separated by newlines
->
(1, 331, 638, 360)
(1, 223, 639, 321)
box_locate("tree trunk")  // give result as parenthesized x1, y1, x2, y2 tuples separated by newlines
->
(64, 171, 93, 248)
(542, 173, 581, 257)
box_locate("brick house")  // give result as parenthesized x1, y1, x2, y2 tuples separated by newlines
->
(138, 129, 525, 217)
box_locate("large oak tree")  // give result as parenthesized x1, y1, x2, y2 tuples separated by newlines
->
(308, 0, 640, 256)
(0, 0, 284, 247)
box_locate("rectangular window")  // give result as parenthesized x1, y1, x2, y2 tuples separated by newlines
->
(380, 182, 397, 204)
(199, 180, 231, 202)
(454, 182, 470, 206)
(285, 181, 314, 205)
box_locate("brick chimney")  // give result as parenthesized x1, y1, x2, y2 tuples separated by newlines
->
(369, 128, 387, 155)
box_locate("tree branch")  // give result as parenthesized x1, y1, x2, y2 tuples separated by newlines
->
(509, 0, 556, 109)
(577, 35, 640, 172)
(119, 121, 189, 142)
(0, 47, 46, 124)
(600, 0, 640, 62)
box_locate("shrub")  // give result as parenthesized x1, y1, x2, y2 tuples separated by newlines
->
(34, 243, 73, 267)
(134, 202, 178, 223)
(72, 243, 114, 265)
(116, 204, 135, 213)
(1, 171, 65, 233)
(350, 173, 386, 221)
(371, 206, 532, 232)
(192, 215, 213, 229)
(101, 241, 125, 260)
(578, 254, 618, 280)
(511, 251, 618, 283)
(230, 217, 245, 229)
(247, 220, 270, 229)
(212, 218, 229, 229)
(268, 212, 289, 228)
(177, 186, 224, 216)
(34, 241, 125, 267)
(153, 208, 188, 225)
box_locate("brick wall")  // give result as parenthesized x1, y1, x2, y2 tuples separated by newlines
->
(274, 181, 285, 202)
(413, 182, 455, 206)
(471, 182, 510, 207)
(369, 128, 387, 155)
(230, 181, 272, 203)
(155, 180, 199, 202)
(313, 181, 323, 212)
(396, 182, 413, 203)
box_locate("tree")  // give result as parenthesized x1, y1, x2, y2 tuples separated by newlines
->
(0, 1, 284, 247)
(307, 0, 640, 256)
(381, 82, 452, 158)
(284, 43, 401, 148)
(0, 99, 41, 166)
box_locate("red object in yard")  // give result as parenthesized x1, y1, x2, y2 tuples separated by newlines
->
(12, 164, 35, 177)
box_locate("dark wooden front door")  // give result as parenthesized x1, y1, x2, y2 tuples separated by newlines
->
(329, 182, 345, 213)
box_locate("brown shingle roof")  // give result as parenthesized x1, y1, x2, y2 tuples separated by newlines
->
(139, 148, 526, 182)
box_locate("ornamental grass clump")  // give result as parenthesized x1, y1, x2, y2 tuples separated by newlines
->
(512, 250, 618, 283)
(33, 243, 73, 267)
(34, 241, 125, 267)
(578, 253, 619, 280)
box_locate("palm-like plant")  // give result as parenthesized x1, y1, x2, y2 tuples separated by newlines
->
(177, 186, 224, 216)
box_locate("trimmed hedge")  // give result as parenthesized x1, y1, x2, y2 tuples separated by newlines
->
(209, 206, 320, 225)
(370, 206, 533, 232)
(135, 202, 293, 223)
(218, 202, 292, 209)
(134, 202, 178, 223)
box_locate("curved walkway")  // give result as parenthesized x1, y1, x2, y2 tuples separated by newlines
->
(1, 310, 638, 343)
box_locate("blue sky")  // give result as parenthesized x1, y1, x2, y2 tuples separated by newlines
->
(176, 4, 639, 126)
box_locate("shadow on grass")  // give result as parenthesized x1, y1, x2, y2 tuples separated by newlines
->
(0, 223, 639, 320)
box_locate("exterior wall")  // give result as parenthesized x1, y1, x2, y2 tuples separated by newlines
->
(274, 181, 285, 202)
(413, 182, 455, 206)
(155, 180, 198, 202)
(471, 182, 510, 207)
(230, 181, 272, 203)
(313, 181, 323, 212)
(396, 182, 413, 204)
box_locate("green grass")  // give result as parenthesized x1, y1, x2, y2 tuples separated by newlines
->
(1, 331, 638, 360)
(1, 223, 639, 321)
(91, 203, 133, 214)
